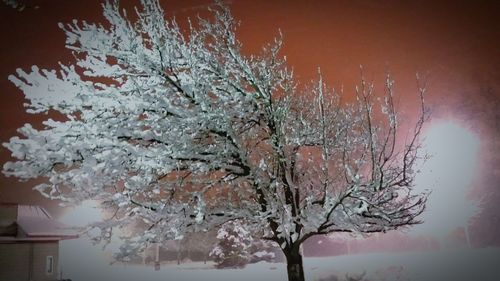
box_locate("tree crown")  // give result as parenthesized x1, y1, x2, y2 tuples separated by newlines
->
(3, 0, 428, 260)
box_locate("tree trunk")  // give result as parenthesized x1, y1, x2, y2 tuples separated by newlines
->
(284, 246, 305, 281)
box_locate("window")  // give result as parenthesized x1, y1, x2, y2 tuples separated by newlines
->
(46, 256, 54, 275)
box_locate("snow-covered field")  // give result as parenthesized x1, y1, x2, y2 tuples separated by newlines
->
(60, 238, 500, 281)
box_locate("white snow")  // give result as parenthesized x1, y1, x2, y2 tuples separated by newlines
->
(60, 236, 500, 281)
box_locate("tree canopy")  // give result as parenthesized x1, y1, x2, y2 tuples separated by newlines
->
(3, 1, 428, 280)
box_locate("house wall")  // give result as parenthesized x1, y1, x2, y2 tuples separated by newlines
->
(0, 242, 59, 281)
(0, 243, 30, 281)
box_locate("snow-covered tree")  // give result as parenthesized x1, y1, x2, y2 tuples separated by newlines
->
(2, 1, 429, 281)
(210, 220, 276, 268)
(210, 220, 253, 268)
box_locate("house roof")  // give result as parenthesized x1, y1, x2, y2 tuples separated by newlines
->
(0, 204, 78, 242)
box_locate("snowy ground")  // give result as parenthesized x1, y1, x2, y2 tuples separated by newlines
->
(60, 238, 500, 281)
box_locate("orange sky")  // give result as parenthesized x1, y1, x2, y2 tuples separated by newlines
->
(0, 0, 499, 245)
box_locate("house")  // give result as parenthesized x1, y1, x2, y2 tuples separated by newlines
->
(0, 203, 78, 281)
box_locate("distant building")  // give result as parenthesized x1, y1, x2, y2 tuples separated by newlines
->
(0, 204, 78, 281)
